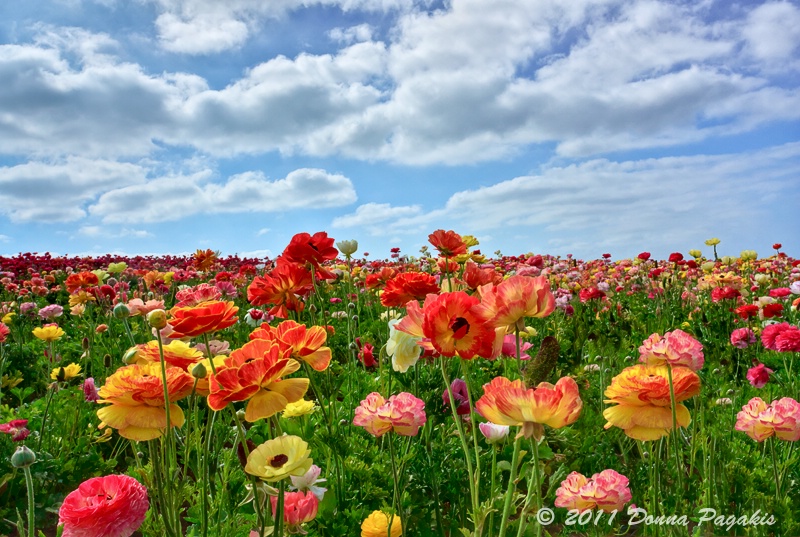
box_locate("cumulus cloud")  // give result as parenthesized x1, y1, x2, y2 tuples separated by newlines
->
(331, 202, 424, 234)
(90, 168, 357, 223)
(78, 226, 153, 238)
(0, 158, 147, 222)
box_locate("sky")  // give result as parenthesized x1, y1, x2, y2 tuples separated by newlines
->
(0, 0, 798, 262)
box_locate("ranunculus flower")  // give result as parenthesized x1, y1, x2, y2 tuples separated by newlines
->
(290, 464, 327, 500)
(500, 334, 533, 360)
(478, 422, 510, 443)
(132, 340, 203, 371)
(353, 392, 427, 437)
(603, 364, 701, 441)
(33, 323, 65, 342)
(443, 378, 470, 416)
(638, 329, 704, 371)
(730, 327, 756, 349)
(428, 229, 467, 258)
(270, 490, 319, 529)
(249, 319, 332, 372)
(83, 378, 100, 402)
(422, 291, 497, 359)
(476, 376, 582, 440)
(58, 474, 149, 537)
(746, 363, 774, 388)
(361, 510, 402, 537)
(473, 275, 555, 331)
(555, 470, 632, 513)
(761, 322, 800, 351)
(380, 271, 441, 308)
(0, 322, 9, 343)
(167, 300, 239, 338)
(248, 262, 314, 319)
(386, 318, 422, 373)
(0, 419, 31, 442)
(736, 397, 800, 442)
(245, 435, 313, 482)
(51, 363, 82, 381)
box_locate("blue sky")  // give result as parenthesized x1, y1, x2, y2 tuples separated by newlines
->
(0, 0, 798, 261)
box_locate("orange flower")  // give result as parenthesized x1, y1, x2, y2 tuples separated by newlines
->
(463, 261, 503, 291)
(380, 272, 440, 308)
(248, 262, 313, 319)
(168, 300, 239, 339)
(428, 229, 467, 258)
(132, 340, 203, 371)
(65, 271, 100, 294)
(96, 363, 194, 441)
(207, 339, 309, 422)
(422, 291, 497, 359)
(365, 267, 397, 291)
(476, 376, 582, 439)
(249, 320, 332, 372)
(603, 364, 701, 441)
(474, 275, 555, 331)
(193, 248, 218, 271)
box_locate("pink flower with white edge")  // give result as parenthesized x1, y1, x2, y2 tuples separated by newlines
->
(736, 397, 800, 442)
(555, 470, 632, 513)
(386, 392, 427, 436)
(478, 422, 510, 443)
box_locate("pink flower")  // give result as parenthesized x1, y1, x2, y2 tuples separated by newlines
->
(500, 334, 533, 360)
(775, 327, 800, 352)
(736, 397, 800, 442)
(769, 287, 792, 298)
(290, 464, 327, 500)
(0, 419, 31, 442)
(555, 470, 631, 513)
(638, 329, 704, 371)
(126, 298, 165, 317)
(746, 364, 773, 388)
(760, 322, 796, 350)
(82, 378, 100, 402)
(730, 328, 756, 349)
(0, 322, 9, 344)
(270, 490, 319, 529)
(58, 474, 149, 537)
(443, 378, 470, 416)
(478, 422, 510, 443)
(353, 392, 427, 437)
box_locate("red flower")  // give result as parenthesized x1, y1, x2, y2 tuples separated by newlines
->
(711, 286, 740, 302)
(428, 229, 467, 258)
(248, 262, 313, 318)
(58, 474, 149, 537)
(168, 300, 239, 338)
(0, 419, 30, 442)
(462, 261, 503, 290)
(380, 272, 440, 307)
(734, 304, 760, 319)
(668, 253, 683, 263)
(422, 292, 496, 359)
(637, 252, 651, 261)
(65, 271, 99, 293)
(281, 232, 339, 280)
(761, 303, 783, 319)
(0, 322, 9, 343)
(357, 339, 377, 367)
(773, 243, 782, 250)
(579, 287, 606, 302)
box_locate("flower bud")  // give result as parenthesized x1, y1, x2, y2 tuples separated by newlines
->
(336, 239, 358, 256)
(82, 337, 90, 350)
(113, 303, 130, 319)
(122, 347, 139, 365)
(11, 445, 36, 468)
(147, 309, 167, 329)
(236, 409, 246, 421)
(347, 302, 356, 310)
(308, 304, 318, 313)
(191, 362, 207, 379)
(103, 354, 112, 368)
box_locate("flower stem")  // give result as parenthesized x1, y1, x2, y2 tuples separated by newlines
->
(388, 433, 407, 537)
(516, 438, 542, 537)
(23, 466, 35, 537)
(498, 435, 522, 537)
(770, 436, 781, 496)
(666, 365, 684, 496)
(275, 480, 285, 537)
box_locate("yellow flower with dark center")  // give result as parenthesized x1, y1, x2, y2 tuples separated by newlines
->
(51, 363, 82, 381)
(33, 324, 65, 342)
(245, 435, 312, 482)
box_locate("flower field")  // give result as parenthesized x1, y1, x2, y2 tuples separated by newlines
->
(0, 232, 798, 537)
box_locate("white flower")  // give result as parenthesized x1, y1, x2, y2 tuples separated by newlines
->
(386, 318, 422, 373)
(289, 464, 327, 501)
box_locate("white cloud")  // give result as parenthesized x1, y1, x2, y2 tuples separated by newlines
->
(0, 235, 10, 243)
(90, 168, 357, 223)
(0, 158, 147, 222)
(235, 248, 273, 259)
(78, 226, 153, 238)
(742, 1, 800, 64)
(256, 228, 271, 236)
(331, 202, 423, 234)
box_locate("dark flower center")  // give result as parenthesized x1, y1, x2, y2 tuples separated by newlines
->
(270, 454, 289, 468)
(450, 317, 470, 340)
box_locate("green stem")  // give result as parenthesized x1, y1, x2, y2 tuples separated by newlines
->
(516, 438, 542, 537)
(388, 433, 407, 537)
(498, 435, 522, 537)
(23, 466, 35, 537)
(36, 384, 55, 452)
(487, 446, 498, 537)
(770, 437, 781, 497)
(666, 365, 684, 496)
(275, 480, 285, 537)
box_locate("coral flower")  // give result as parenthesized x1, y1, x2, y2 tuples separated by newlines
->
(638, 329, 704, 371)
(250, 320, 332, 371)
(168, 300, 239, 338)
(270, 490, 319, 529)
(245, 434, 313, 482)
(58, 474, 149, 537)
(555, 470, 632, 513)
(476, 376, 582, 440)
(463, 261, 503, 290)
(380, 272, 441, 307)
(207, 339, 309, 422)
(475, 275, 555, 331)
(736, 397, 800, 442)
(192, 248, 218, 271)
(65, 271, 100, 294)
(428, 229, 467, 258)
(422, 291, 497, 359)
(96, 363, 194, 441)
(603, 364, 701, 441)
(248, 262, 314, 318)
(33, 323, 65, 342)
(353, 392, 427, 437)
(132, 340, 203, 371)
(361, 510, 402, 537)
(0, 322, 9, 343)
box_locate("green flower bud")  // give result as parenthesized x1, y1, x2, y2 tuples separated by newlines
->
(11, 445, 36, 468)
(191, 362, 207, 379)
(336, 239, 358, 256)
(122, 347, 139, 365)
(147, 309, 167, 329)
(113, 303, 131, 319)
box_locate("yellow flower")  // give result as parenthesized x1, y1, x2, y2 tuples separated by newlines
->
(688, 249, 702, 259)
(282, 399, 316, 418)
(740, 250, 758, 261)
(2, 312, 15, 324)
(361, 510, 402, 537)
(245, 435, 313, 482)
(2, 374, 23, 389)
(51, 363, 82, 381)
(107, 262, 128, 274)
(33, 324, 65, 342)
(92, 269, 108, 281)
(70, 304, 86, 316)
(69, 291, 96, 307)
(705, 238, 720, 246)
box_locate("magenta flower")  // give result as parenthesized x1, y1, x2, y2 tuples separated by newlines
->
(730, 327, 756, 349)
(83, 378, 100, 402)
(443, 378, 470, 415)
(0, 419, 31, 442)
(500, 334, 533, 360)
(746, 364, 774, 389)
(761, 323, 800, 351)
